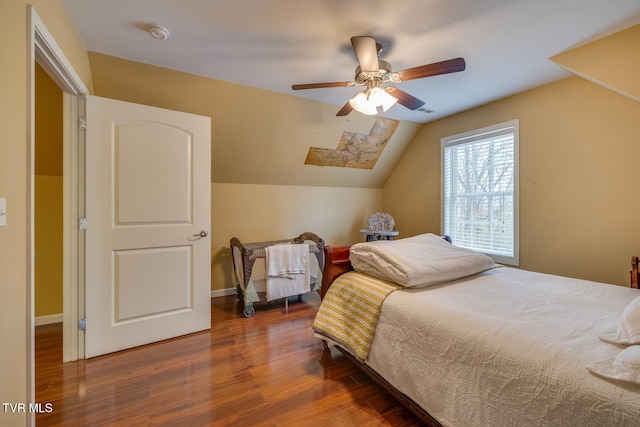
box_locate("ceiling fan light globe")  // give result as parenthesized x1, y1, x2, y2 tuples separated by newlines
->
(369, 87, 398, 112)
(349, 92, 378, 115)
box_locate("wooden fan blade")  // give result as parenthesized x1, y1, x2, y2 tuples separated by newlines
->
(396, 57, 466, 82)
(351, 36, 379, 72)
(336, 101, 353, 116)
(292, 82, 353, 90)
(385, 87, 425, 110)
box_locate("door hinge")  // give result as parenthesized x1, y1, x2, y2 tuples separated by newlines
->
(79, 116, 87, 130)
(79, 217, 87, 230)
(78, 318, 86, 331)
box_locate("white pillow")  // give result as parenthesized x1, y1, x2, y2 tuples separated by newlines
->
(349, 233, 496, 288)
(600, 294, 640, 346)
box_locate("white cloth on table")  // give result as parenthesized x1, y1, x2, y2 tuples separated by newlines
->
(265, 244, 309, 301)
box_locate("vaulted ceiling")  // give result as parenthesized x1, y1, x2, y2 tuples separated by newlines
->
(63, 0, 640, 124)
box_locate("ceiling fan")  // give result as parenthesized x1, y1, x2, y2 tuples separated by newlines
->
(292, 36, 466, 117)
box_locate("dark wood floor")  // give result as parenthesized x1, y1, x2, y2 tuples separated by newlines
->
(36, 293, 424, 426)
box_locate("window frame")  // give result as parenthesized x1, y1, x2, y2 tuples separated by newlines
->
(440, 119, 520, 266)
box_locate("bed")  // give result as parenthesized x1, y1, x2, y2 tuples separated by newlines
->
(313, 233, 640, 426)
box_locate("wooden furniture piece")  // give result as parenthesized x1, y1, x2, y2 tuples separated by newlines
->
(320, 245, 352, 299)
(358, 212, 399, 241)
(358, 229, 400, 241)
(631, 256, 639, 288)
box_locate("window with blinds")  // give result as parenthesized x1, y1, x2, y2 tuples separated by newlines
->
(441, 120, 519, 265)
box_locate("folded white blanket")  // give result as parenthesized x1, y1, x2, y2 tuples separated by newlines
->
(266, 244, 308, 278)
(349, 233, 496, 287)
(265, 244, 309, 301)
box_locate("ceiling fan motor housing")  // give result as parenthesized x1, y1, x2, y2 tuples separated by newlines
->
(355, 60, 392, 85)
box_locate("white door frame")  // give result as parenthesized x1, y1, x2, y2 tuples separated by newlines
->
(27, 6, 88, 424)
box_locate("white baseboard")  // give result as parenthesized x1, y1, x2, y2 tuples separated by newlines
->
(35, 292, 235, 325)
(211, 288, 237, 298)
(35, 313, 63, 326)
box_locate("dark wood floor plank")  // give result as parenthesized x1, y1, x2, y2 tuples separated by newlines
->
(35, 292, 424, 426)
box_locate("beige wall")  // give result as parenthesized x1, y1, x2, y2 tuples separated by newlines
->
(87, 52, 421, 190)
(0, 2, 28, 421)
(384, 76, 640, 286)
(35, 63, 63, 176)
(0, 1, 92, 425)
(35, 176, 63, 316)
(35, 62, 64, 318)
(212, 183, 382, 291)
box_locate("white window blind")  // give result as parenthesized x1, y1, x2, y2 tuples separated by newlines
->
(441, 120, 519, 265)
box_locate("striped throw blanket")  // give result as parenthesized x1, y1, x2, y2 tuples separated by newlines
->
(313, 271, 401, 361)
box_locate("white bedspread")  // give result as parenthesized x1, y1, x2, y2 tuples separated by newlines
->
(366, 267, 640, 427)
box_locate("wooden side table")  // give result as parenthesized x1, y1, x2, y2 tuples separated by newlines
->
(359, 229, 399, 242)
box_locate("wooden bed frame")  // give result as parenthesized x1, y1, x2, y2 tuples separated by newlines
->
(320, 245, 640, 426)
(320, 245, 352, 299)
(320, 244, 442, 427)
(631, 256, 640, 288)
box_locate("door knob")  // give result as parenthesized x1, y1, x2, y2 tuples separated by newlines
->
(193, 230, 208, 238)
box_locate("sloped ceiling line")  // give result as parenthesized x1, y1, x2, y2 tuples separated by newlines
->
(550, 24, 640, 103)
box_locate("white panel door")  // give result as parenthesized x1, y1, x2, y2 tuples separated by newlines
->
(84, 95, 211, 358)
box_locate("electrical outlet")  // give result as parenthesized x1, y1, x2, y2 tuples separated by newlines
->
(0, 198, 6, 226)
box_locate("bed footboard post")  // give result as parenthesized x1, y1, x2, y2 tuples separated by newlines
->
(321, 246, 335, 300)
(321, 245, 354, 300)
(631, 256, 639, 288)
